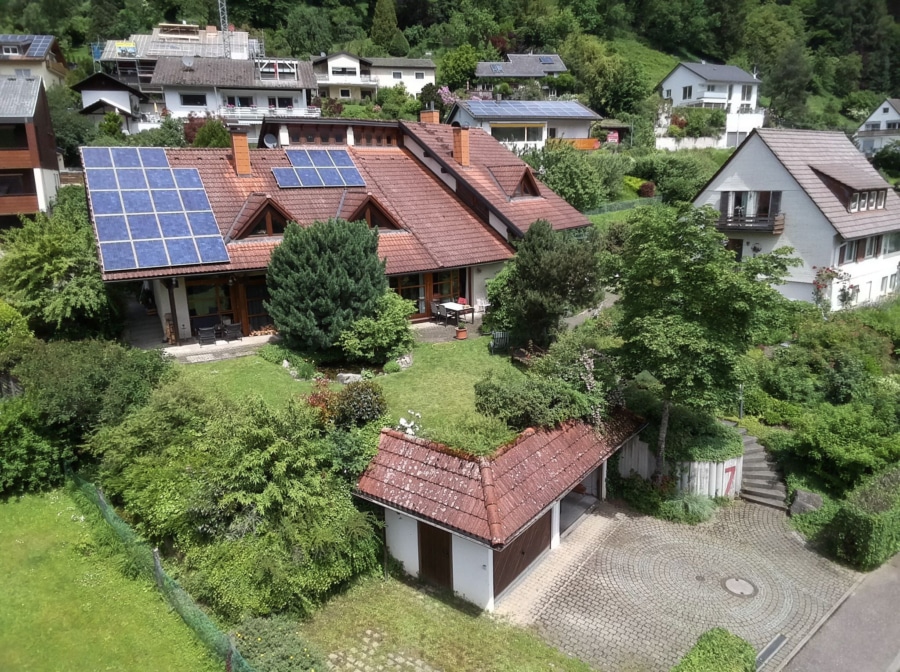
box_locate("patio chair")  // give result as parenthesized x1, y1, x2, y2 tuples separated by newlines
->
(489, 331, 510, 355)
(430, 300, 441, 324)
(436, 304, 449, 326)
(475, 298, 490, 314)
(197, 326, 217, 346)
(223, 322, 243, 341)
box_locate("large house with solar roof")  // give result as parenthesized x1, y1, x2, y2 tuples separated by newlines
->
(445, 100, 600, 152)
(80, 113, 589, 343)
(0, 34, 67, 87)
(474, 54, 568, 96)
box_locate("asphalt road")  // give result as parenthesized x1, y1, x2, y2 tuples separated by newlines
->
(783, 553, 900, 672)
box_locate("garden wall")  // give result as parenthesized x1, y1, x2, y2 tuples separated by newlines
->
(655, 136, 722, 151)
(618, 439, 743, 498)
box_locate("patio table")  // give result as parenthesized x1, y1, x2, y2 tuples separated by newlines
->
(441, 301, 474, 324)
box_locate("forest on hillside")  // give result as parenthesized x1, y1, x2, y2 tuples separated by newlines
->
(1, 0, 898, 126)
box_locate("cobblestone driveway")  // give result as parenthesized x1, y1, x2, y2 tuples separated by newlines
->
(496, 501, 858, 672)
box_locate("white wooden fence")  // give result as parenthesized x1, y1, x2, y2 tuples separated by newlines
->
(617, 439, 743, 498)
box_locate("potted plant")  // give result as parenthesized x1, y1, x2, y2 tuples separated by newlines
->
(455, 324, 467, 340)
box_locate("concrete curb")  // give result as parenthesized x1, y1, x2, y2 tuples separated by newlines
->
(770, 571, 867, 672)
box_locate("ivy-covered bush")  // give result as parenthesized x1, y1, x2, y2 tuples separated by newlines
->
(0, 396, 72, 495)
(830, 466, 900, 570)
(232, 615, 326, 672)
(670, 628, 755, 672)
(338, 291, 416, 364)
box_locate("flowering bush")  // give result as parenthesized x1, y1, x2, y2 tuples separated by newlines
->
(812, 266, 851, 312)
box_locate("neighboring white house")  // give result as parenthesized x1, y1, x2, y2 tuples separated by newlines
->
(356, 417, 644, 611)
(71, 72, 147, 134)
(474, 53, 568, 95)
(149, 56, 319, 142)
(694, 128, 900, 310)
(658, 62, 765, 149)
(445, 99, 600, 152)
(856, 98, 900, 156)
(0, 34, 67, 87)
(311, 52, 436, 99)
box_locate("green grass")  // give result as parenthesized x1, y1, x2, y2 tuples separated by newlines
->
(0, 491, 218, 672)
(609, 37, 679, 87)
(298, 575, 594, 672)
(179, 354, 316, 407)
(589, 209, 636, 232)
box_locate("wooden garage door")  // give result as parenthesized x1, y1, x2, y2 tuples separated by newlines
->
(493, 510, 552, 596)
(418, 521, 452, 590)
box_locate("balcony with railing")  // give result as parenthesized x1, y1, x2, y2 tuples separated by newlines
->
(716, 211, 785, 234)
(314, 73, 377, 85)
(218, 106, 321, 121)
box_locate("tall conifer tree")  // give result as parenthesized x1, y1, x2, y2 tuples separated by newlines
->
(371, 0, 399, 49)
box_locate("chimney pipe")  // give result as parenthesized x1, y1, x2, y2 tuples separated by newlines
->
(229, 127, 252, 176)
(452, 125, 470, 167)
(419, 108, 440, 124)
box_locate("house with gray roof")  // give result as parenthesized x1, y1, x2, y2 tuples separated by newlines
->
(0, 76, 59, 226)
(311, 52, 435, 99)
(474, 53, 568, 96)
(0, 34, 67, 87)
(856, 98, 900, 156)
(658, 62, 765, 149)
(694, 128, 900, 309)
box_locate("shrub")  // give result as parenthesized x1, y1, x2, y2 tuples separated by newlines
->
(257, 343, 316, 379)
(474, 369, 593, 430)
(638, 181, 656, 197)
(324, 422, 381, 480)
(830, 466, 900, 570)
(382, 360, 401, 374)
(338, 291, 416, 364)
(334, 380, 388, 428)
(422, 414, 517, 456)
(232, 615, 326, 672)
(0, 299, 32, 367)
(622, 175, 644, 193)
(671, 628, 756, 672)
(0, 396, 72, 495)
(658, 492, 717, 524)
(612, 472, 670, 515)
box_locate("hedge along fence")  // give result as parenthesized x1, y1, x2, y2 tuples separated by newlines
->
(831, 466, 900, 570)
(582, 195, 662, 216)
(670, 628, 755, 672)
(70, 472, 256, 672)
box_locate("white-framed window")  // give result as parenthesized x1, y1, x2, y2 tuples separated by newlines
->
(869, 191, 878, 209)
(850, 192, 860, 212)
(707, 84, 716, 92)
(741, 85, 753, 101)
(882, 232, 900, 254)
(332, 67, 356, 76)
(415, 72, 424, 79)
(840, 240, 859, 264)
(664, 88, 671, 99)
(877, 191, 886, 208)
(881, 276, 889, 293)
(339, 88, 351, 98)
(392, 71, 402, 79)
(888, 122, 900, 130)
(891, 273, 898, 291)
(180, 93, 207, 106)
(2, 45, 20, 55)
(866, 122, 881, 131)
(860, 192, 869, 211)
(682, 85, 692, 100)
(884, 107, 889, 113)
(864, 236, 878, 258)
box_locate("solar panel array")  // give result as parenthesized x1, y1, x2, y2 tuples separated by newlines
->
(0, 34, 53, 58)
(464, 100, 596, 118)
(272, 149, 366, 189)
(490, 64, 503, 73)
(538, 56, 554, 64)
(82, 147, 230, 273)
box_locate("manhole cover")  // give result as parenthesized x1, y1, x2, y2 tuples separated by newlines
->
(722, 577, 757, 597)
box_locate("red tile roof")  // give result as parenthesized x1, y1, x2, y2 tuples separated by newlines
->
(356, 411, 645, 548)
(401, 122, 591, 234)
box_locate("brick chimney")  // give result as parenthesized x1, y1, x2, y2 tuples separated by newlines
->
(229, 127, 252, 177)
(419, 108, 440, 124)
(451, 125, 470, 167)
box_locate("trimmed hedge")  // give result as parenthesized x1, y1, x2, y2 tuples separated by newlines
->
(831, 466, 900, 570)
(671, 628, 755, 672)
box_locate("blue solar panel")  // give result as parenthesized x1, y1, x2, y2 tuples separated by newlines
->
(310, 150, 333, 168)
(196, 236, 230, 263)
(152, 190, 182, 212)
(328, 149, 354, 167)
(117, 169, 147, 190)
(464, 100, 594, 119)
(339, 168, 365, 187)
(86, 169, 118, 190)
(95, 215, 129, 242)
(127, 214, 160, 240)
(111, 147, 141, 168)
(92, 191, 123, 215)
(158, 213, 191, 237)
(138, 147, 168, 168)
(296, 168, 322, 187)
(25, 35, 53, 58)
(181, 189, 210, 211)
(145, 169, 175, 189)
(99, 242, 136, 271)
(166, 238, 200, 265)
(318, 168, 342, 187)
(187, 212, 219, 236)
(272, 167, 301, 187)
(134, 240, 169, 268)
(286, 149, 313, 167)
(82, 148, 112, 168)
(173, 169, 203, 189)
(539, 56, 554, 64)
(122, 190, 153, 214)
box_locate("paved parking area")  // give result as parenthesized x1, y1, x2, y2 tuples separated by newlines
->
(496, 501, 858, 672)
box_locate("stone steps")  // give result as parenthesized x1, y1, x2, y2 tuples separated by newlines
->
(723, 421, 789, 511)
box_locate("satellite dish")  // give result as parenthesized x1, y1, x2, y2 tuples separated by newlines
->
(263, 133, 278, 149)
(182, 55, 194, 69)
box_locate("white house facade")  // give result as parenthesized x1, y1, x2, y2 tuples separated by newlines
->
(311, 52, 435, 100)
(694, 128, 900, 309)
(856, 98, 900, 156)
(0, 34, 67, 87)
(445, 100, 600, 152)
(659, 62, 765, 149)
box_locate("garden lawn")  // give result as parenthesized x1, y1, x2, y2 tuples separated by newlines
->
(179, 354, 315, 407)
(0, 491, 218, 672)
(298, 575, 594, 672)
(378, 337, 516, 424)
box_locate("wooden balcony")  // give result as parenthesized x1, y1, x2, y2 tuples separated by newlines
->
(716, 212, 784, 234)
(0, 194, 40, 217)
(0, 149, 35, 169)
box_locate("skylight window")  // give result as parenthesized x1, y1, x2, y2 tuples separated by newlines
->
(490, 64, 503, 74)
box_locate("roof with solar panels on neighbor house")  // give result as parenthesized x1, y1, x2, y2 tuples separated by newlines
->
(80, 118, 589, 282)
